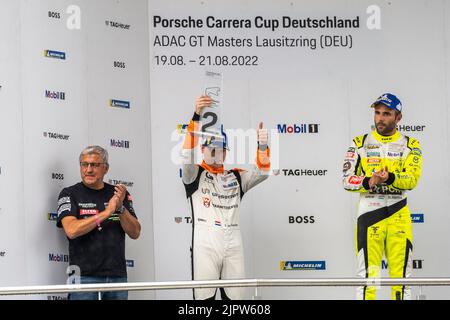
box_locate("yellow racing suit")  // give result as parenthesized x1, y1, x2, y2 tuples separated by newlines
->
(342, 130, 422, 300)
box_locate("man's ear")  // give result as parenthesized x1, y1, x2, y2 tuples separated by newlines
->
(396, 112, 403, 123)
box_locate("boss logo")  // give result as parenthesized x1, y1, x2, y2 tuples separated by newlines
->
(52, 173, 64, 180)
(114, 61, 126, 68)
(289, 216, 315, 224)
(48, 11, 61, 19)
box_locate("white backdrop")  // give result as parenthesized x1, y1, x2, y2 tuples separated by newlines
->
(149, 0, 450, 300)
(0, 0, 154, 300)
(0, 0, 27, 290)
(1, 0, 450, 301)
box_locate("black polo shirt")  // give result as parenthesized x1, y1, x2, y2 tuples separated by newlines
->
(56, 182, 137, 277)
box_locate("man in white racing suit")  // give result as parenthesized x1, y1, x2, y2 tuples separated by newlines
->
(181, 95, 270, 300)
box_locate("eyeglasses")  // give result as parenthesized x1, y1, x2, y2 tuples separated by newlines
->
(80, 162, 105, 169)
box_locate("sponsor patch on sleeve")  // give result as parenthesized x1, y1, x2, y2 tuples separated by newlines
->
(348, 176, 364, 185)
(57, 203, 71, 216)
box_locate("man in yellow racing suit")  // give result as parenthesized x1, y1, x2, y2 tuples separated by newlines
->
(342, 93, 422, 300)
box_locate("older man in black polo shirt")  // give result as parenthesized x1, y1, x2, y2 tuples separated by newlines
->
(57, 145, 141, 300)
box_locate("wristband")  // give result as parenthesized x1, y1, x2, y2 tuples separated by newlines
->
(95, 214, 102, 231)
(192, 112, 201, 121)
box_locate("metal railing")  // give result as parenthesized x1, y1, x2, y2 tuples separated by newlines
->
(1, 278, 450, 296)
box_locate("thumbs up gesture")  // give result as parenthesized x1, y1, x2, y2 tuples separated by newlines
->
(257, 122, 268, 150)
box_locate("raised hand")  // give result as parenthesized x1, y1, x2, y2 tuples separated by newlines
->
(257, 122, 268, 150)
(195, 95, 213, 115)
(107, 195, 120, 216)
(114, 184, 127, 205)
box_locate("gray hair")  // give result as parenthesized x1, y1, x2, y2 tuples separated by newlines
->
(79, 146, 109, 166)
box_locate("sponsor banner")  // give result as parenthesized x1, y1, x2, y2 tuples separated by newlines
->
(108, 179, 134, 187)
(48, 253, 69, 263)
(382, 259, 423, 270)
(43, 132, 70, 140)
(52, 173, 64, 180)
(282, 169, 328, 176)
(111, 139, 130, 148)
(288, 216, 315, 224)
(397, 125, 426, 132)
(106, 20, 131, 30)
(79, 209, 99, 216)
(45, 90, 66, 100)
(277, 124, 319, 134)
(114, 61, 126, 68)
(48, 10, 61, 19)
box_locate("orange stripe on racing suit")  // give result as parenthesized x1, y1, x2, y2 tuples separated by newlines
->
(256, 147, 271, 171)
(183, 119, 200, 150)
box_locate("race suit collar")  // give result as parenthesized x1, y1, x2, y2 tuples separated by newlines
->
(372, 129, 401, 144)
(201, 161, 224, 174)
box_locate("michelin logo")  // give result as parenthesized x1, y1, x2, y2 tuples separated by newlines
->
(110, 99, 130, 109)
(411, 213, 424, 223)
(44, 50, 66, 60)
(280, 260, 326, 270)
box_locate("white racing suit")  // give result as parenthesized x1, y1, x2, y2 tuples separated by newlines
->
(181, 115, 270, 300)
